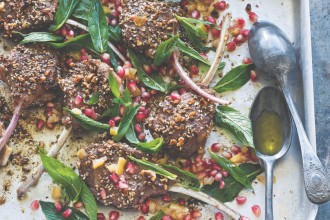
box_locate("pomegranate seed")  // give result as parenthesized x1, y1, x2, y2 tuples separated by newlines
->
(241, 29, 249, 38)
(137, 216, 146, 220)
(100, 189, 107, 199)
(211, 28, 221, 38)
(190, 64, 199, 74)
(117, 67, 125, 78)
(123, 62, 132, 68)
(110, 18, 118, 26)
(206, 16, 216, 24)
(234, 34, 244, 45)
(240, 216, 251, 220)
(73, 201, 84, 209)
(214, 1, 226, 11)
(119, 105, 125, 116)
(136, 111, 146, 122)
(61, 28, 67, 36)
(143, 64, 152, 74)
(190, 210, 202, 218)
(112, 9, 120, 17)
(30, 200, 40, 211)
(219, 180, 225, 189)
(101, 53, 111, 64)
(211, 143, 221, 152)
(191, 10, 200, 19)
(250, 151, 259, 162)
(125, 162, 136, 174)
(214, 172, 223, 181)
(36, 119, 45, 130)
(251, 205, 261, 217)
(183, 214, 192, 220)
(242, 57, 252, 64)
(197, 171, 207, 179)
(62, 209, 72, 218)
(210, 169, 218, 177)
(80, 55, 88, 61)
(128, 80, 138, 92)
(66, 58, 73, 66)
(113, 116, 121, 123)
(74, 95, 83, 105)
(142, 91, 151, 100)
(80, 48, 87, 55)
(67, 30, 74, 37)
(109, 210, 120, 220)
(97, 213, 106, 220)
(215, 212, 224, 220)
(230, 145, 241, 154)
(221, 170, 228, 177)
(162, 215, 173, 220)
(140, 203, 149, 214)
(250, 70, 257, 82)
(249, 12, 258, 22)
(134, 124, 143, 134)
(203, 159, 212, 168)
(109, 119, 116, 127)
(212, 164, 222, 171)
(161, 194, 172, 202)
(236, 17, 245, 28)
(84, 108, 93, 117)
(178, 198, 186, 206)
(138, 132, 146, 141)
(222, 151, 232, 159)
(54, 201, 63, 212)
(236, 196, 247, 205)
(227, 41, 236, 52)
(110, 173, 119, 183)
(118, 181, 129, 189)
(170, 92, 181, 102)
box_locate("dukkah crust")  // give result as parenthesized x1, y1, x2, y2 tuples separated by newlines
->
(0, 45, 60, 108)
(0, 0, 58, 37)
(78, 141, 172, 209)
(147, 91, 215, 158)
(120, 0, 181, 58)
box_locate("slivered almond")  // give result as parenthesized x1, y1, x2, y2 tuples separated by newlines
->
(92, 156, 107, 169)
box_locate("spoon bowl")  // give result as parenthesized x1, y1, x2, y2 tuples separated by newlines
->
(248, 21, 330, 204)
(250, 86, 292, 220)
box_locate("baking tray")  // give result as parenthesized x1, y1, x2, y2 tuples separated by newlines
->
(0, 0, 318, 219)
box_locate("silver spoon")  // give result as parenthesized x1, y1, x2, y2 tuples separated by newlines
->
(248, 21, 330, 204)
(250, 86, 293, 220)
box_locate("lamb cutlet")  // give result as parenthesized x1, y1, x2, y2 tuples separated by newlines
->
(120, 0, 181, 58)
(147, 91, 215, 158)
(58, 59, 119, 127)
(78, 141, 171, 209)
(17, 58, 121, 198)
(0, 45, 60, 152)
(0, 0, 58, 38)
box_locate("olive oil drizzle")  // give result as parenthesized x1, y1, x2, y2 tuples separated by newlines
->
(254, 110, 284, 156)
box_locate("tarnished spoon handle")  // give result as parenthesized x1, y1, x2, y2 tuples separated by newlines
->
(282, 85, 330, 204)
(264, 160, 275, 220)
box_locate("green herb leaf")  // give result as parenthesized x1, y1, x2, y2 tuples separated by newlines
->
(109, 26, 122, 43)
(84, 92, 99, 105)
(178, 17, 220, 30)
(128, 156, 177, 180)
(176, 39, 210, 66)
(122, 88, 133, 105)
(48, 33, 97, 53)
(108, 73, 120, 98)
(39, 152, 82, 202)
(80, 182, 97, 220)
(72, 0, 92, 21)
(213, 64, 255, 93)
(150, 211, 165, 220)
(129, 49, 168, 92)
(201, 163, 263, 202)
(175, 15, 210, 52)
(107, 47, 119, 70)
(125, 125, 164, 153)
(113, 104, 140, 142)
(208, 150, 252, 189)
(39, 201, 89, 220)
(50, 0, 80, 31)
(214, 106, 255, 149)
(161, 164, 200, 190)
(88, 0, 110, 53)
(16, 32, 63, 44)
(153, 34, 179, 66)
(64, 108, 110, 132)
